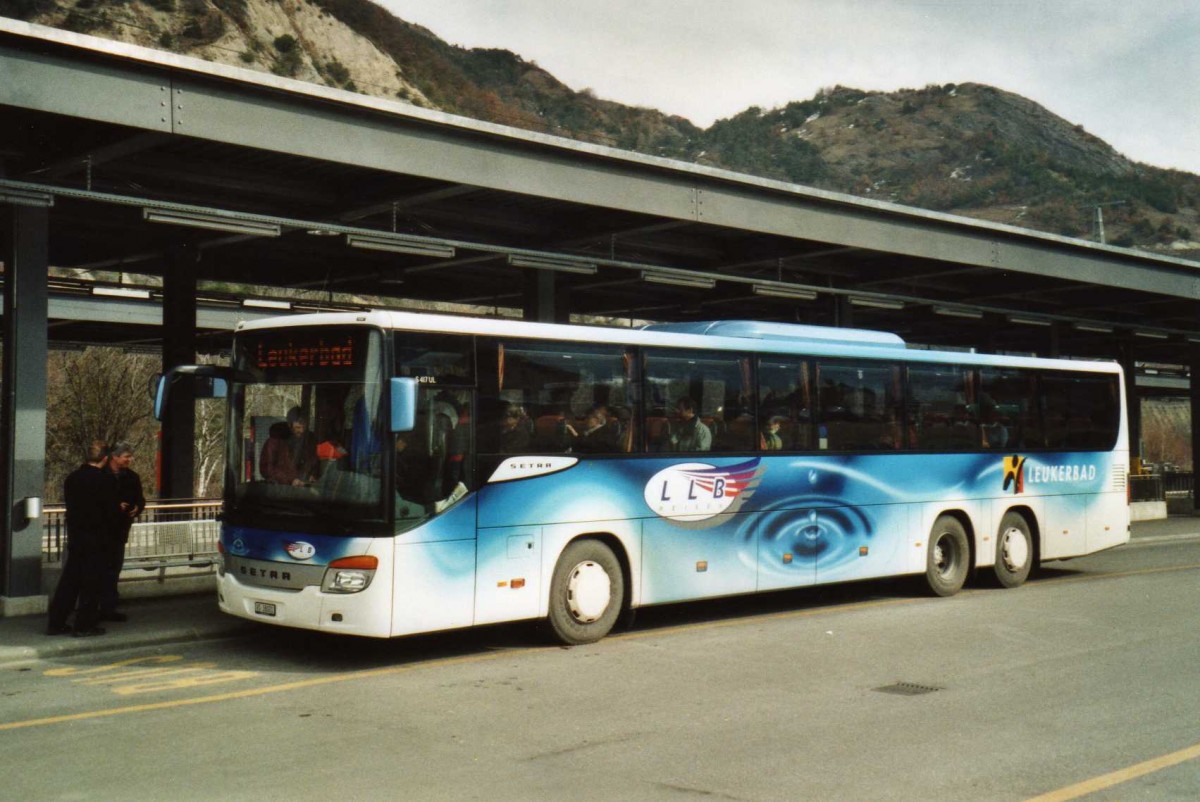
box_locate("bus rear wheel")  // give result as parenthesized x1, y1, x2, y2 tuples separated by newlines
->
(548, 539, 624, 645)
(993, 512, 1033, 588)
(926, 516, 969, 597)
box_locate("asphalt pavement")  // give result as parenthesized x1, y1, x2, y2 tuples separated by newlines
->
(2, 515, 1197, 667)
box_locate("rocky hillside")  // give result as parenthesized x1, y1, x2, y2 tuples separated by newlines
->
(4, 0, 1198, 258)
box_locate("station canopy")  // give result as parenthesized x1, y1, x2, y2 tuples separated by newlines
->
(2, 19, 1199, 363)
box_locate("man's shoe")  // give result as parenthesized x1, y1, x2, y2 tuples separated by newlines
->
(45, 624, 72, 636)
(100, 611, 128, 622)
(72, 627, 107, 637)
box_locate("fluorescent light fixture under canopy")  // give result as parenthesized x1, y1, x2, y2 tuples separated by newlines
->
(508, 255, 597, 275)
(933, 306, 983, 320)
(752, 283, 818, 301)
(0, 188, 54, 208)
(143, 207, 281, 237)
(641, 271, 716, 289)
(346, 233, 455, 259)
(849, 296, 904, 310)
(1008, 315, 1052, 327)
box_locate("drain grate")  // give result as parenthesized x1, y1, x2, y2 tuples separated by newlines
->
(873, 682, 943, 696)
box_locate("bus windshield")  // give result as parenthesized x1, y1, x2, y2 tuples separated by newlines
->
(227, 326, 387, 530)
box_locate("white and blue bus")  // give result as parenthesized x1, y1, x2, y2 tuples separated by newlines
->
(159, 311, 1129, 644)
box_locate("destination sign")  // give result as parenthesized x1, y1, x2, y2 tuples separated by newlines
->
(252, 335, 356, 370)
(236, 328, 373, 376)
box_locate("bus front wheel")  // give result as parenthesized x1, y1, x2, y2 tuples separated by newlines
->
(993, 512, 1033, 588)
(548, 539, 624, 645)
(926, 516, 969, 597)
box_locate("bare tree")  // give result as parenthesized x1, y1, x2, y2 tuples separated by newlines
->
(45, 347, 160, 501)
(192, 353, 229, 498)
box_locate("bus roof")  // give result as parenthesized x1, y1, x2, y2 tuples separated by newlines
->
(642, 320, 906, 348)
(236, 310, 1121, 374)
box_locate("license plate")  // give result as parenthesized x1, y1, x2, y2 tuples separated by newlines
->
(254, 602, 276, 617)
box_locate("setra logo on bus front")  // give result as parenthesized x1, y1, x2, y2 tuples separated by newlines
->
(644, 458, 764, 526)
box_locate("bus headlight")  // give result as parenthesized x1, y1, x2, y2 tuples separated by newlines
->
(321, 555, 378, 594)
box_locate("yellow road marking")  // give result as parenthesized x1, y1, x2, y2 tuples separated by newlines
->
(43, 653, 259, 696)
(44, 654, 183, 677)
(1, 595, 916, 732)
(0, 650, 530, 732)
(1026, 741, 1200, 801)
(3, 560, 1199, 732)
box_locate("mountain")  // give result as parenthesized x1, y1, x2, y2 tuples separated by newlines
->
(5, 0, 1198, 259)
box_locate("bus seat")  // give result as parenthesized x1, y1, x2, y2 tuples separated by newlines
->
(535, 414, 565, 440)
(646, 416, 670, 450)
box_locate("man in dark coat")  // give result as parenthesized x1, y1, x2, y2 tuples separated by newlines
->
(100, 441, 145, 622)
(47, 440, 121, 637)
(565, 405, 622, 454)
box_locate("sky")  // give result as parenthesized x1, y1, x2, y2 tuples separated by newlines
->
(379, 0, 1200, 174)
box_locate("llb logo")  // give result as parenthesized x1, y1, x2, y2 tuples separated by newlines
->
(644, 458, 763, 526)
(1002, 455, 1026, 495)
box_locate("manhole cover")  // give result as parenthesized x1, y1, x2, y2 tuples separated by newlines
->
(873, 682, 943, 696)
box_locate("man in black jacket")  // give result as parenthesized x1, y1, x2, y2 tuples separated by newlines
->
(100, 442, 145, 622)
(47, 440, 121, 637)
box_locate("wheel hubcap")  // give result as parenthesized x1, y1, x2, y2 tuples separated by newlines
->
(934, 534, 955, 576)
(1001, 527, 1029, 572)
(566, 560, 611, 623)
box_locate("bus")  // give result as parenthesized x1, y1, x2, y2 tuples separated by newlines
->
(157, 311, 1130, 644)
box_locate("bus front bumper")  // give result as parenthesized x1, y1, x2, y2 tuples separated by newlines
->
(217, 571, 393, 638)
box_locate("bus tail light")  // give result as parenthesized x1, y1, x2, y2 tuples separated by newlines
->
(322, 555, 379, 594)
(216, 540, 226, 577)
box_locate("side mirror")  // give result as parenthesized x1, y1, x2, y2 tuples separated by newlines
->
(154, 366, 234, 420)
(390, 377, 416, 432)
(153, 375, 167, 420)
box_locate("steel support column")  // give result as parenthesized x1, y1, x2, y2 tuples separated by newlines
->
(160, 245, 197, 500)
(1191, 350, 1200, 513)
(1117, 340, 1142, 469)
(523, 269, 568, 324)
(833, 296, 853, 328)
(0, 204, 49, 612)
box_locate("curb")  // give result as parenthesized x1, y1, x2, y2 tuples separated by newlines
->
(0, 623, 257, 668)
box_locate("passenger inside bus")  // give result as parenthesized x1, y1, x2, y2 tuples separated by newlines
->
(260, 407, 318, 486)
(393, 399, 470, 519)
(563, 404, 621, 453)
(670, 397, 712, 452)
(980, 400, 1009, 449)
(761, 416, 784, 451)
(497, 403, 532, 453)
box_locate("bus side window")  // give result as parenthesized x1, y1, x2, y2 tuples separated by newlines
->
(490, 340, 630, 456)
(817, 360, 902, 452)
(757, 358, 812, 452)
(645, 350, 749, 453)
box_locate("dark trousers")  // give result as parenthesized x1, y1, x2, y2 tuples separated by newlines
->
(48, 538, 105, 631)
(99, 530, 130, 614)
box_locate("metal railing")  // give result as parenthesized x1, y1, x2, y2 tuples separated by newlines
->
(1162, 471, 1194, 499)
(43, 499, 222, 572)
(1129, 475, 1164, 503)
